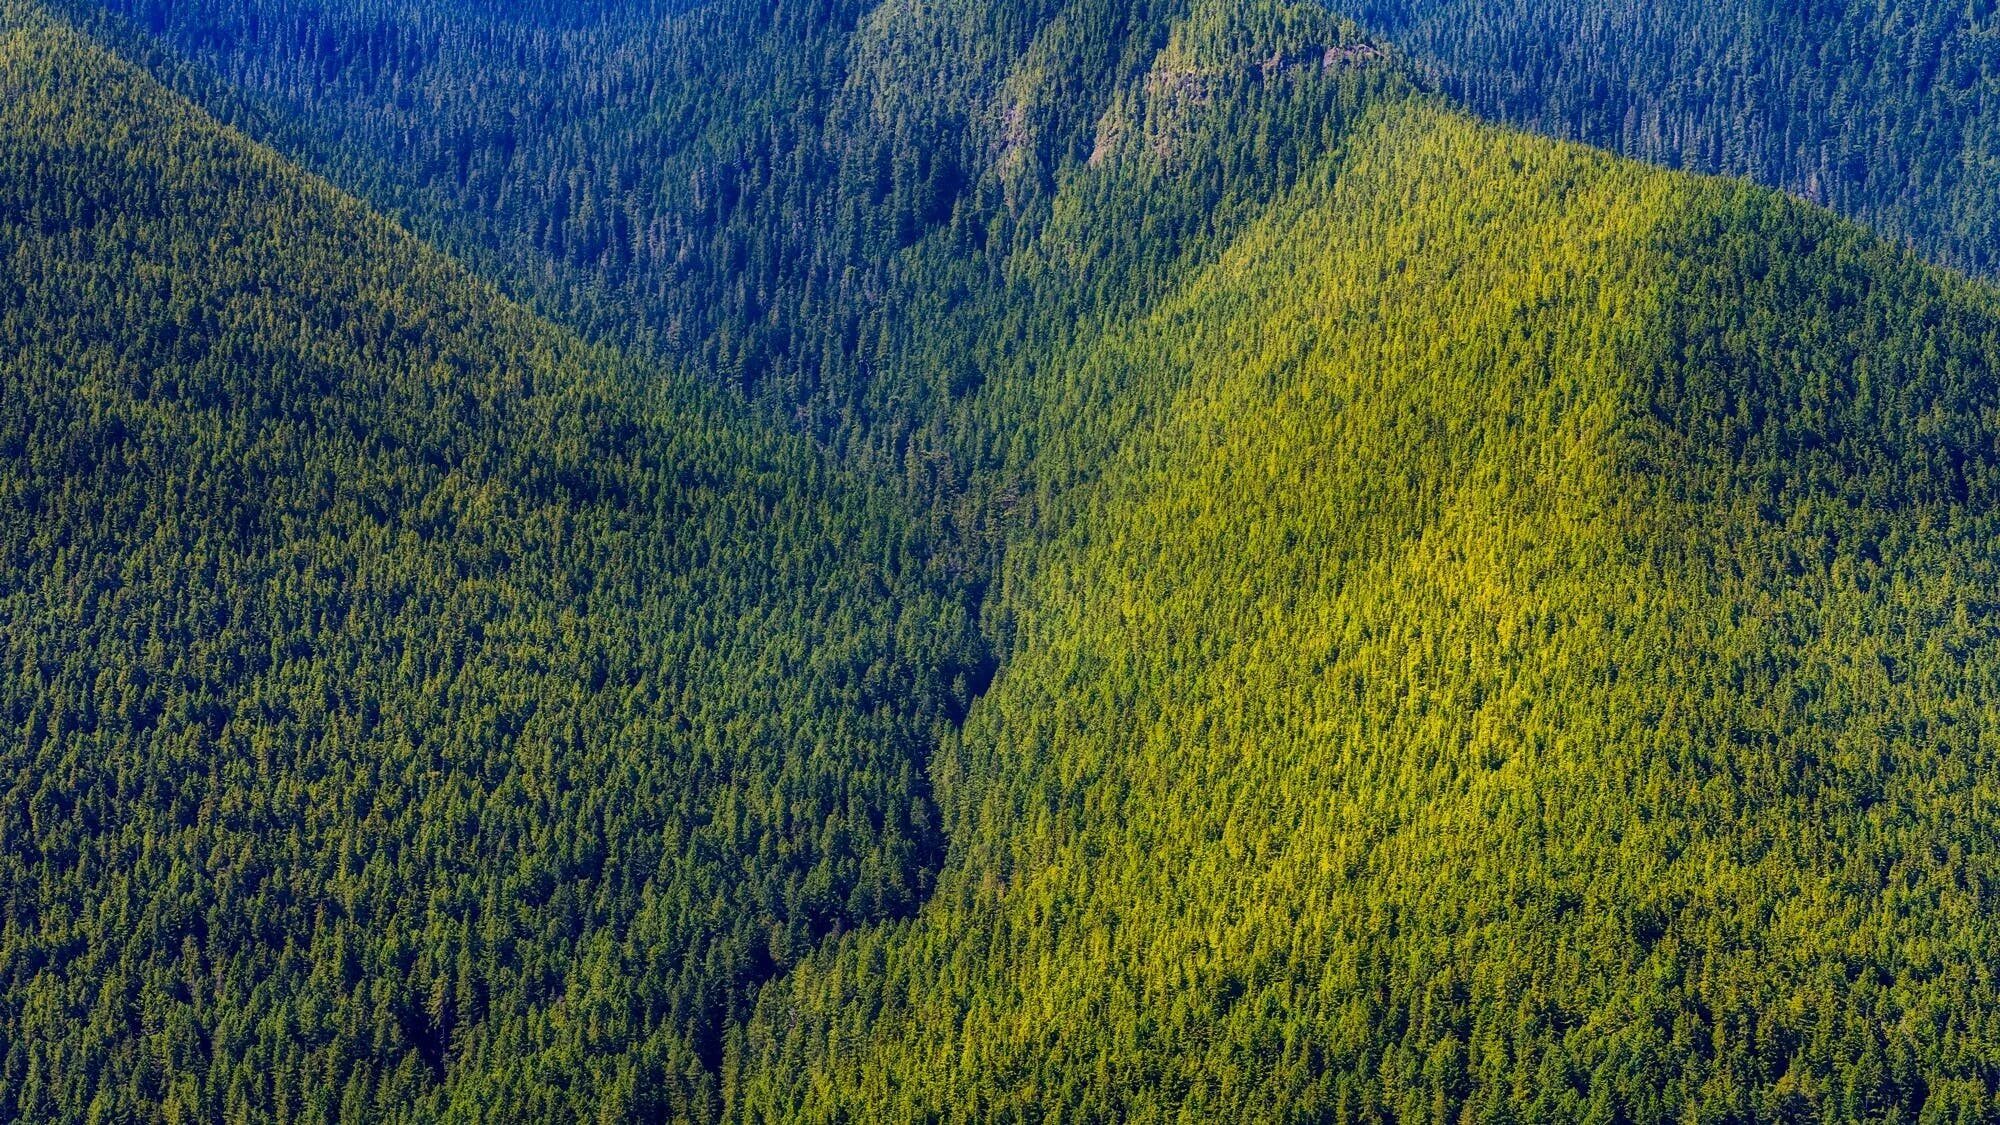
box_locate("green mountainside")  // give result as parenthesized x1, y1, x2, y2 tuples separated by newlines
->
(42, 0, 1149, 427)
(735, 99, 2000, 1122)
(51, 0, 2000, 416)
(0, 8, 982, 1120)
(8, 0, 2000, 1122)
(46, 0, 1399, 477)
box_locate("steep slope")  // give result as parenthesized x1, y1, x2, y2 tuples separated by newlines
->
(53, 0, 2000, 448)
(16, 0, 2000, 1121)
(48, 0, 1401, 483)
(0, 8, 983, 1122)
(1351, 0, 2000, 277)
(44, 0, 1174, 418)
(733, 102, 2000, 1123)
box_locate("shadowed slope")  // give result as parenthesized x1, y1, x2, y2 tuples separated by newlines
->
(0, 9, 981, 1121)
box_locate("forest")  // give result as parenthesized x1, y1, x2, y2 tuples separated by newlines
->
(1347, 0, 2000, 276)
(7, 0, 2000, 1120)
(0, 8, 985, 1118)
(737, 103, 2000, 1123)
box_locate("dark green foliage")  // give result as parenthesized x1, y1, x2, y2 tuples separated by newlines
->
(12, 0, 2000, 1120)
(1350, 0, 2000, 276)
(46, 0, 1398, 483)
(0, 10, 982, 1121)
(43, 0, 1163, 435)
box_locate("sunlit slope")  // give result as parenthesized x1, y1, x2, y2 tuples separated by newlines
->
(0, 10, 980, 1123)
(735, 103, 2000, 1123)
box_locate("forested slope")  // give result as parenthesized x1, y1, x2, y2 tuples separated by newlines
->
(56, 0, 2000, 397)
(13, 0, 2000, 1121)
(0, 8, 983, 1121)
(47, 0, 1400, 479)
(44, 0, 1171, 430)
(732, 101, 2000, 1123)
(1350, 0, 2000, 277)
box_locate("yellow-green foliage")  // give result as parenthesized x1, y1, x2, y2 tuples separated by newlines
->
(732, 102, 2000, 1124)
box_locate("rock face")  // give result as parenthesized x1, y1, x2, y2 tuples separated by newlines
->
(1323, 41, 1384, 68)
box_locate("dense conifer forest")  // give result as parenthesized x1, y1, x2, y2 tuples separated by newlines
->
(738, 104, 2000, 1123)
(0, 8, 984, 1119)
(43, 0, 1402, 474)
(1348, 0, 2000, 277)
(8, 0, 2000, 1121)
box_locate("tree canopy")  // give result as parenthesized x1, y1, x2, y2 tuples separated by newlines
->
(8, 0, 2000, 1121)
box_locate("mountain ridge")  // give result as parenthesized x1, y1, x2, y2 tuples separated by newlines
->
(0, 7, 983, 1119)
(9, 0, 2000, 1121)
(732, 98, 2000, 1123)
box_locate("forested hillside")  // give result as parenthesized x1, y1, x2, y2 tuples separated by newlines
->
(1350, 0, 2000, 276)
(0, 7, 983, 1120)
(11, 0, 2000, 1121)
(733, 101, 2000, 1124)
(44, 0, 1166, 432)
(55, 0, 2000, 393)
(46, 0, 1400, 479)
